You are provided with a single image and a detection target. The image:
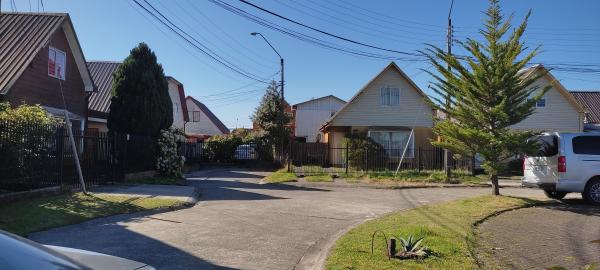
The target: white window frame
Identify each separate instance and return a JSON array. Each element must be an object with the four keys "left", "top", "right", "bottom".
[
  {"left": 368, "top": 130, "right": 414, "bottom": 158},
  {"left": 48, "top": 46, "right": 66, "bottom": 80},
  {"left": 379, "top": 86, "right": 400, "bottom": 106},
  {"left": 528, "top": 89, "right": 546, "bottom": 108}
]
